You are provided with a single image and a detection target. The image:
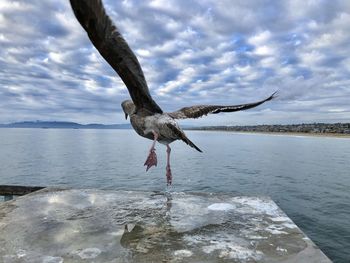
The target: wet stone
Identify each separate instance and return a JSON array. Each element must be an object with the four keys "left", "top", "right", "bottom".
[{"left": 0, "top": 189, "right": 331, "bottom": 263}]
